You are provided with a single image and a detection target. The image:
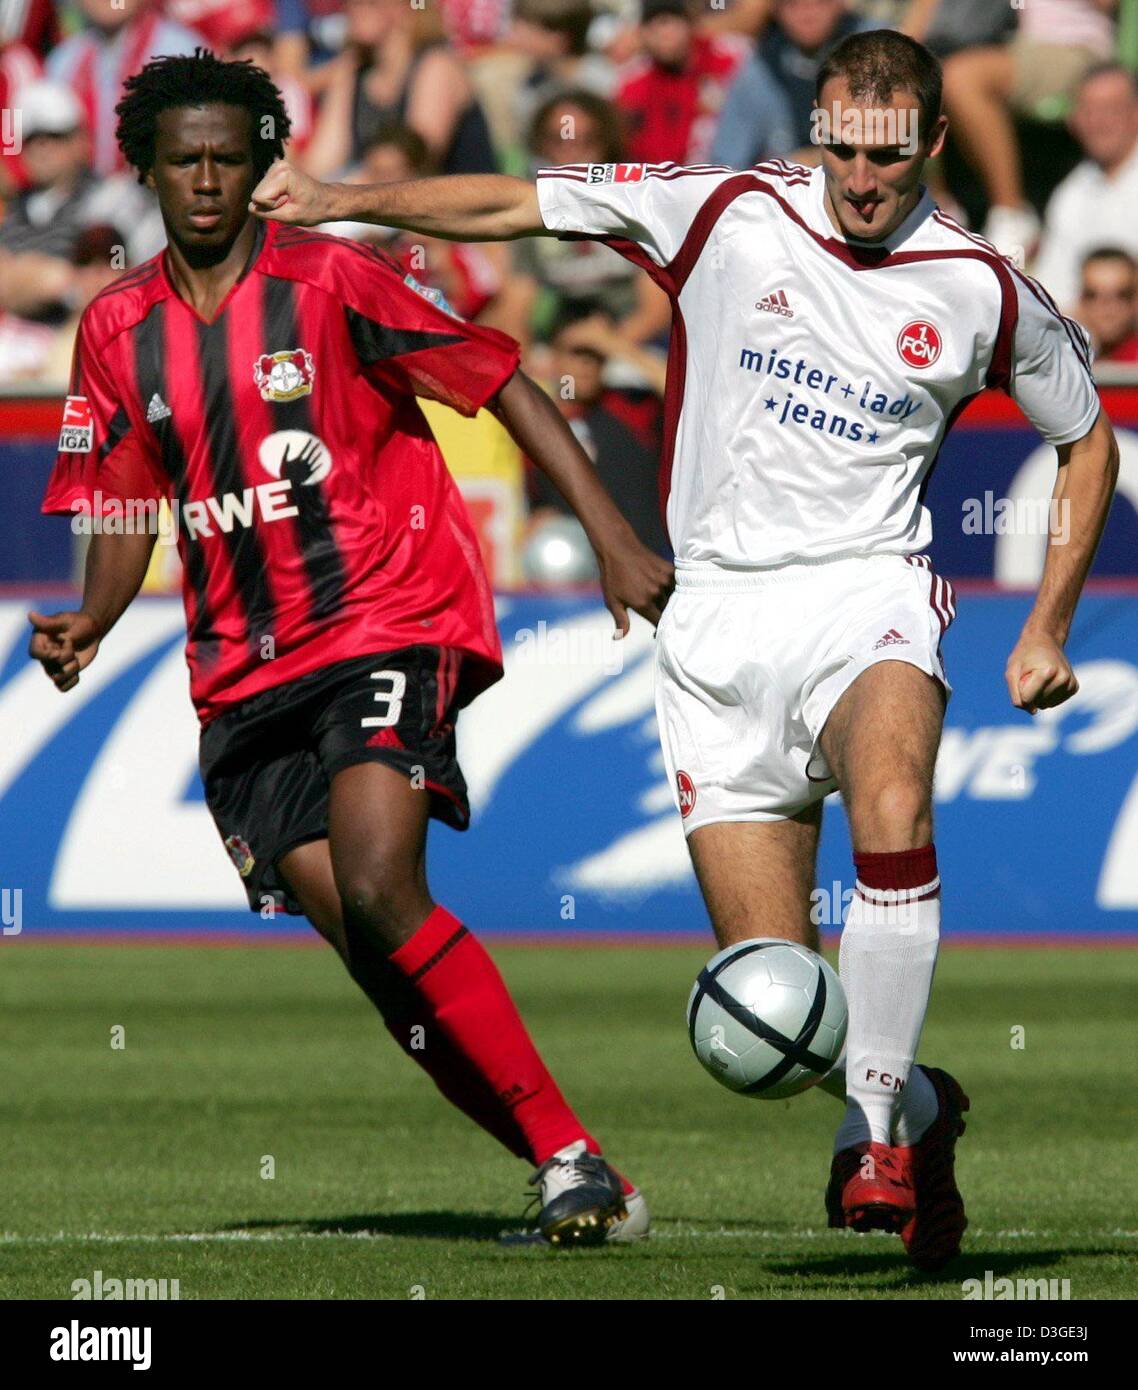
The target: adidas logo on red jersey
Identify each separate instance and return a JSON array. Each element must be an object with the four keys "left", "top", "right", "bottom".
[
  {"left": 756, "top": 289, "right": 794, "bottom": 318},
  {"left": 873, "top": 628, "right": 910, "bottom": 650},
  {"left": 146, "top": 393, "right": 172, "bottom": 424}
]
